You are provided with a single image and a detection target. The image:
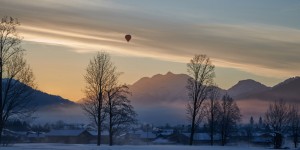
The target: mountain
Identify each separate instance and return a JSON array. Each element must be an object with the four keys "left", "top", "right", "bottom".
[
  {"left": 129, "top": 72, "right": 190, "bottom": 125},
  {"left": 232, "top": 77, "right": 300, "bottom": 122},
  {"left": 7, "top": 74, "right": 300, "bottom": 125},
  {"left": 248, "top": 77, "right": 300, "bottom": 102},
  {"left": 227, "top": 79, "right": 270, "bottom": 99},
  {"left": 129, "top": 72, "right": 226, "bottom": 125},
  {"left": 2, "top": 79, "right": 75, "bottom": 107},
  {"left": 2, "top": 79, "right": 85, "bottom": 123},
  {"left": 130, "top": 72, "right": 190, "bottom": 105},
  {"left": 129, "top": 73, "right": 300, "bottom": 125},
  {"left": 31, "top": 90, "right": 75, "bottom": 107},
  {"left": 30, "top": 89, "right": 87, "bottom": 124},
  {"left": 30, "top": 90, "right": 86, "bottom": 124},
  {"left": 271, "top": 77, "right": 300, "bottom": 100}
]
